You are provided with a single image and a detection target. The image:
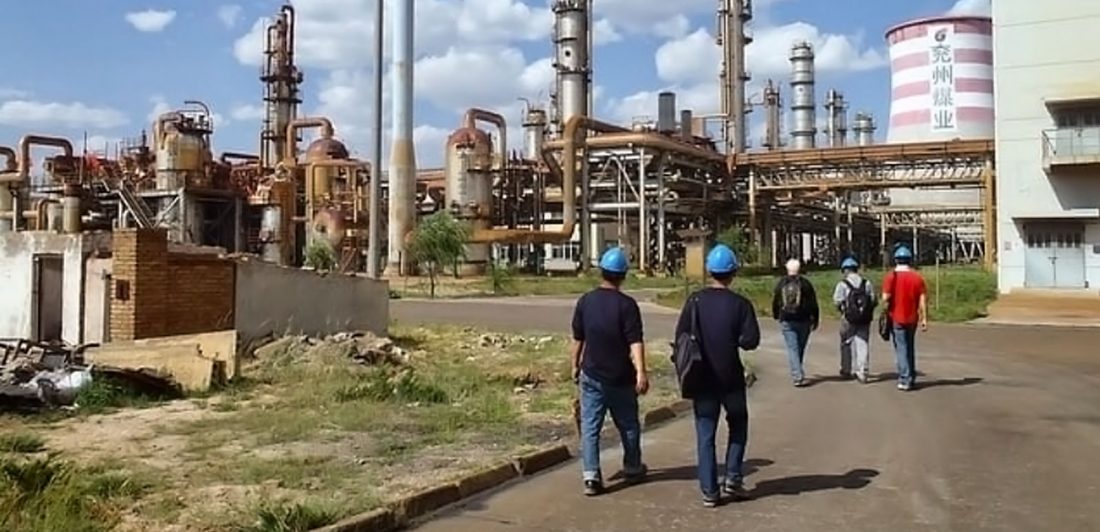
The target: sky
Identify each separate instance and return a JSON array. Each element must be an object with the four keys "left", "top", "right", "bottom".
[{"left": 0, "top": 0, "right": 991, "bottom": 169}]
